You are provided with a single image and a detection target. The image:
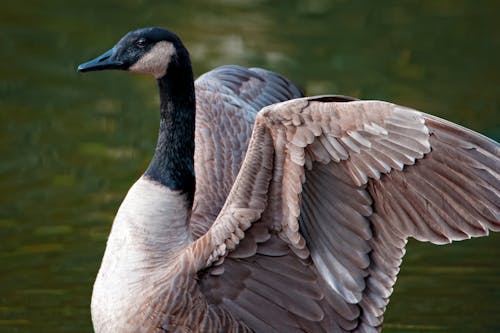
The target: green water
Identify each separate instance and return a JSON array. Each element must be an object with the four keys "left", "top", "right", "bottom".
[{"left": 1, "top": 1, "right": 499, "bottom": 332}]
